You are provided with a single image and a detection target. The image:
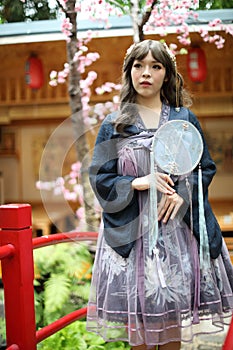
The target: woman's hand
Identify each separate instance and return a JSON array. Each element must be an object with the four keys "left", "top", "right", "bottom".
[
  {"left": 158, "top": 192, "right": 184, "bottom": 223},
  {"left": 132, "top": 172, "right": 175, "bottom": 194}
]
